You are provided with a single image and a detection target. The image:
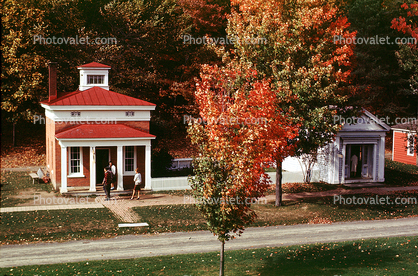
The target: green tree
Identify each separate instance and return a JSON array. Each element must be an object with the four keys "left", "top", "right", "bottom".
[
  {"left": 1, "top": 0, "right": 48, "bottom": 144},
  {"left": 346, "top": 0, "right": 418, "bottom": 119},
  {"left": 226, "top": 0, "right": 356, "bottom": 203}
]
